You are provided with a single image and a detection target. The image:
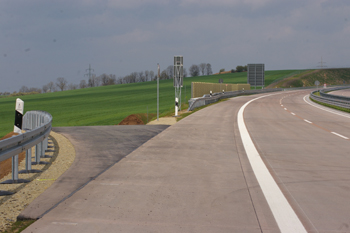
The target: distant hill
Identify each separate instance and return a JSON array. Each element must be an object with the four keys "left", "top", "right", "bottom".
[{"left": 267, "top": 68, "right": 350, "bottom": 88}]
